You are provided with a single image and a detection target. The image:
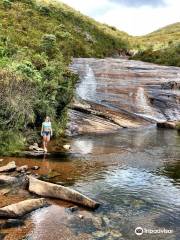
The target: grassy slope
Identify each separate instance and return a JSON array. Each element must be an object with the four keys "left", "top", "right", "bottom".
[
  {"left": 134, "top": 22, "right": 180, "bottom": 49},
  {"left": 131, "top": 22, "right": 180, "bottom": 66},
  {"left": 0, "top": 0, "right": 129, "bottom": 59}
]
